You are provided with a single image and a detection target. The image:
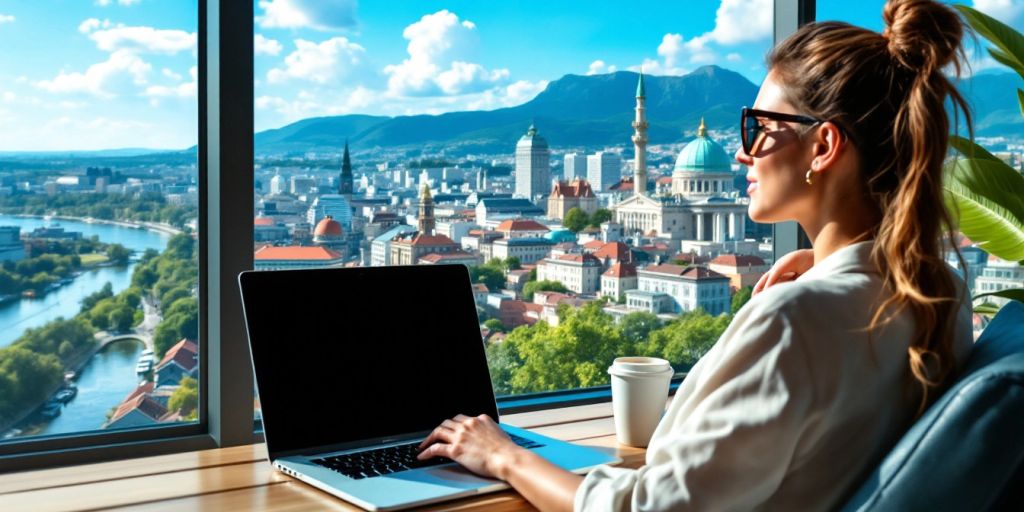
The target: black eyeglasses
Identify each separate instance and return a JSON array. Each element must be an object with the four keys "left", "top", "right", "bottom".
[{"left": 740, "top": 107, "right": 822, "bottom": 155}]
